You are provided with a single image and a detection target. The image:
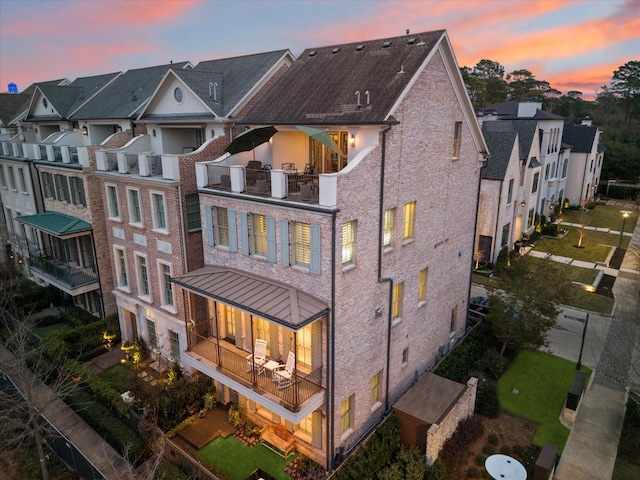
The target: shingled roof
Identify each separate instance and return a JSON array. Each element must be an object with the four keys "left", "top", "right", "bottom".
[
  {"left": 71, "top": 62, "right": 191, "bottom": 120},
  {"left": 481, "top": 101, "right": 564, "bottom": 120},
  {"left": 239, "top": 30, "right": 445, "bottom": 125},
  {"left": 483, "top": 119, "right": 538, "bottom": 163},
  {"left": 481, "top": 129, "right": 518, "bottom": 180},
  {"left": 562, "top": 121, "right": 599, "bottom": 153}
]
